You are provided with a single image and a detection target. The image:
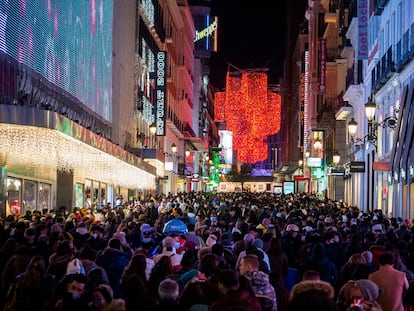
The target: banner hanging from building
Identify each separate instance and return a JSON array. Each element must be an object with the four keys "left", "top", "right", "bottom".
[
  {"left": 155, "top": 51, "right": 167, "bottom": 136},
  {"left": 318, "top": 39, "right": 326, "bottom": 94},
  {"left": 357, "top": 0, "right": 369, "bottom": 59}
]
